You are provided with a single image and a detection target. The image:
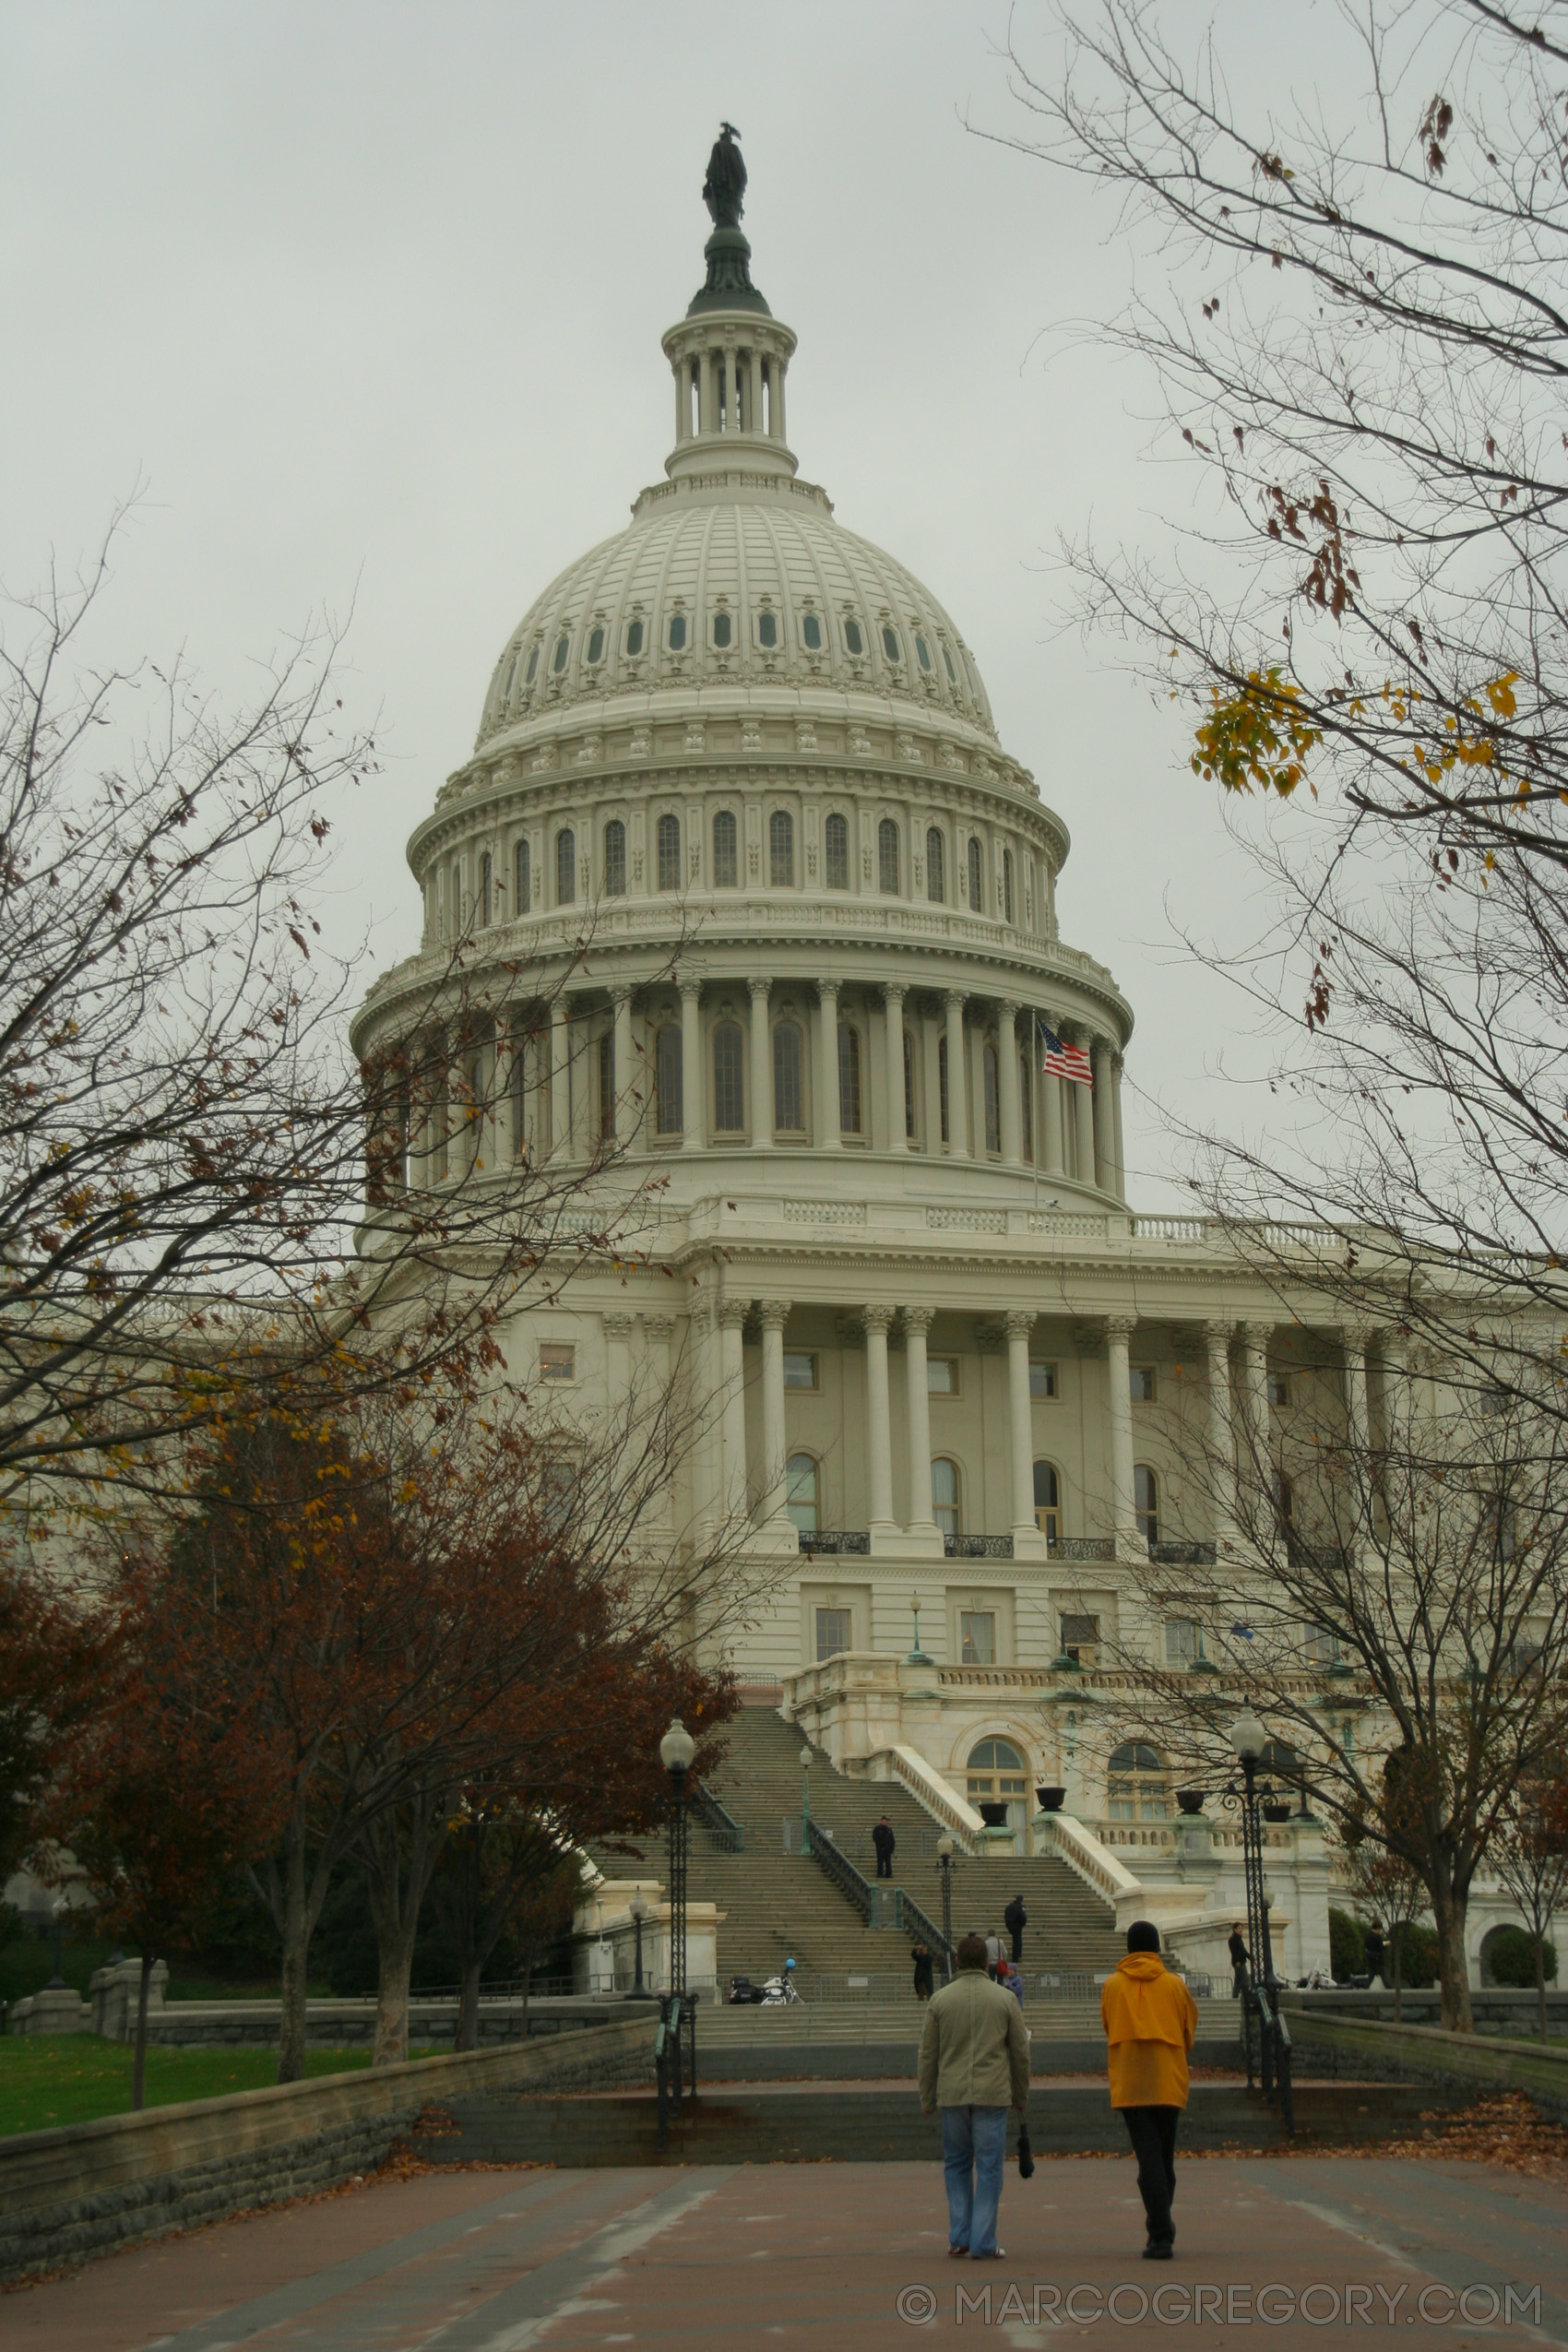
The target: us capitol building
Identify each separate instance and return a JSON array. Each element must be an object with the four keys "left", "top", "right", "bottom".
[{"left": 351, "top": 138, "right": 1528, "bottom": 1987}]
